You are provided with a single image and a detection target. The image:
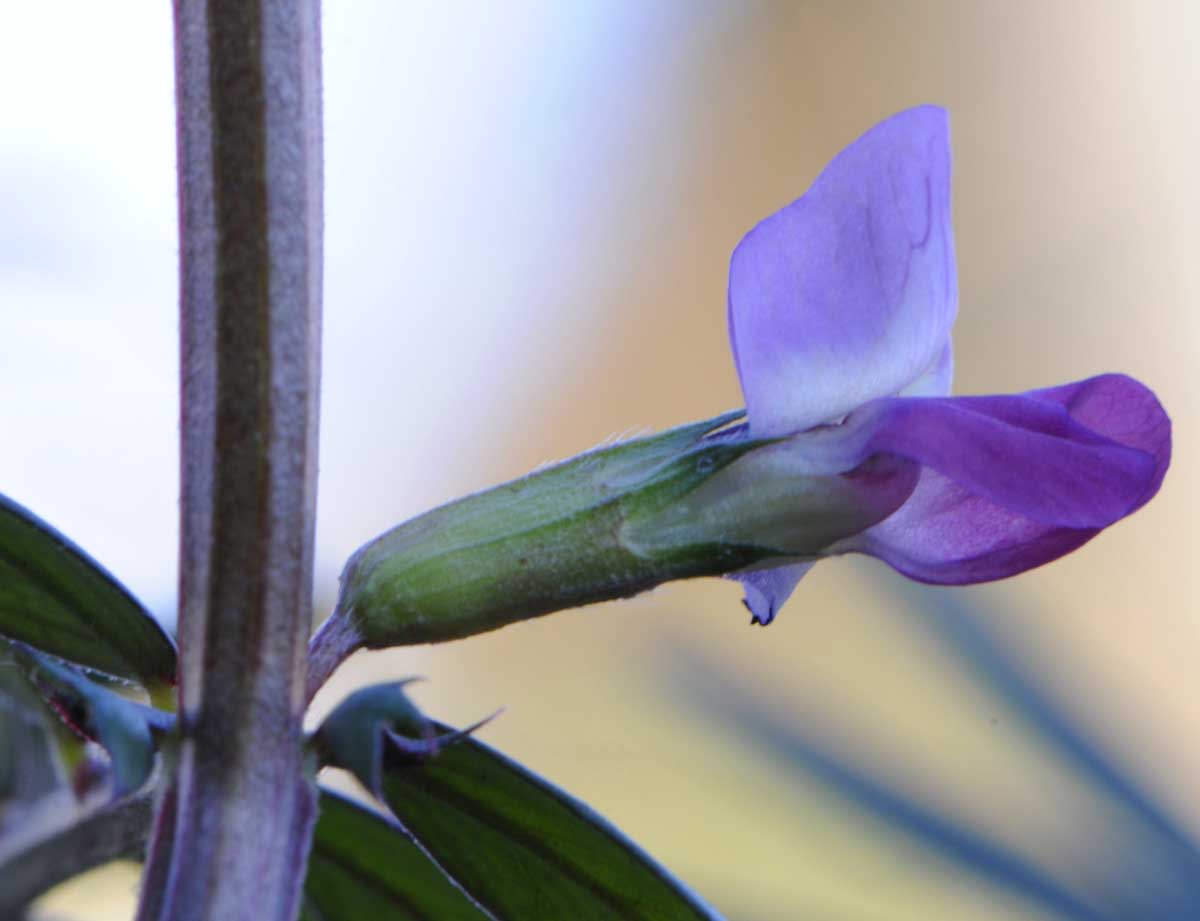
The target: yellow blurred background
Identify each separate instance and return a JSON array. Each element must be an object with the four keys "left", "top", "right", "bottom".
[{"left": 12, "top": 2, "right": 1198, "bottom": 919}]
